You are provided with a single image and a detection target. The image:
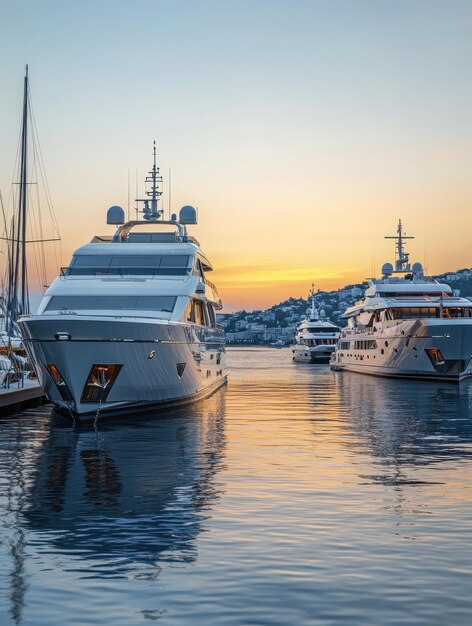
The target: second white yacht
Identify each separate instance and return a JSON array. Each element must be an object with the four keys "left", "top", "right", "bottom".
[
  {"left": 18, "top": 145, "right": 227, "bottom": 419},
  {"left": 330, "top": 220, "right": 472, "bottom": 382},
  {"left": 292, "top": 289, "right": 340, "bottom": 363}
]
